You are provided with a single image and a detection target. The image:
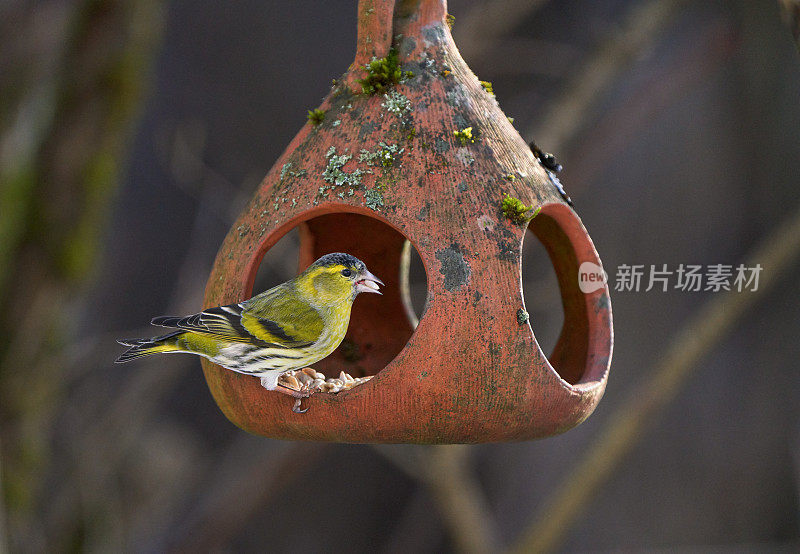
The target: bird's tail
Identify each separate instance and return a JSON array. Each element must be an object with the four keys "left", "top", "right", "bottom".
[{"left": 115, "top": 330, "right": 184, "bottom": 363}]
